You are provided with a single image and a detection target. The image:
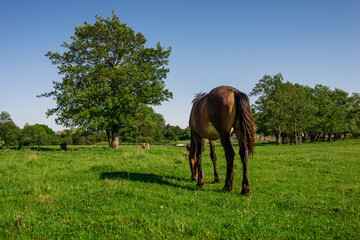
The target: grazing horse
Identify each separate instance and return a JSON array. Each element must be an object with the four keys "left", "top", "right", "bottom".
[{"left": 187, "top": 86, "right": 255, "bottom": 195}]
